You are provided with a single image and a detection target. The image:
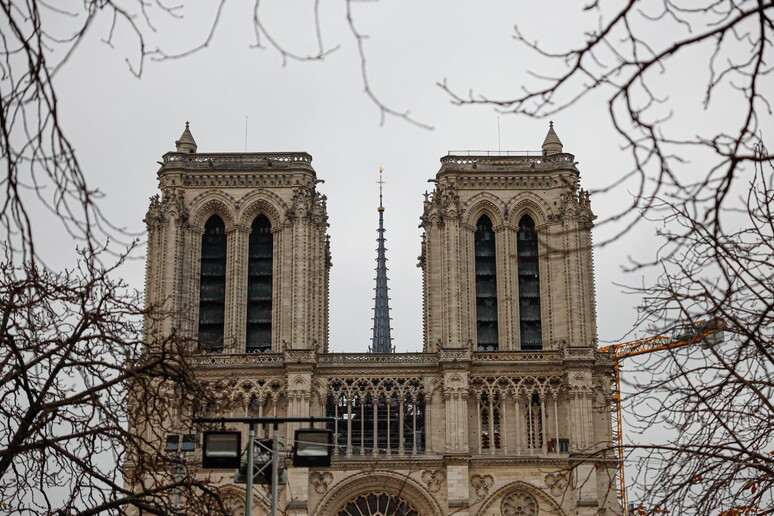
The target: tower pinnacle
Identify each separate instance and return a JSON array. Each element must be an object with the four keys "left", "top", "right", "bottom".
[
  {"left": 541, "top": 121, "right": 563, "bottom": 156},
  {"left": 175, "top": 121, "right": 198, "bottom": 154},
  {"left": 370, "top": 166, "right": 394, "bottom": 353}
]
